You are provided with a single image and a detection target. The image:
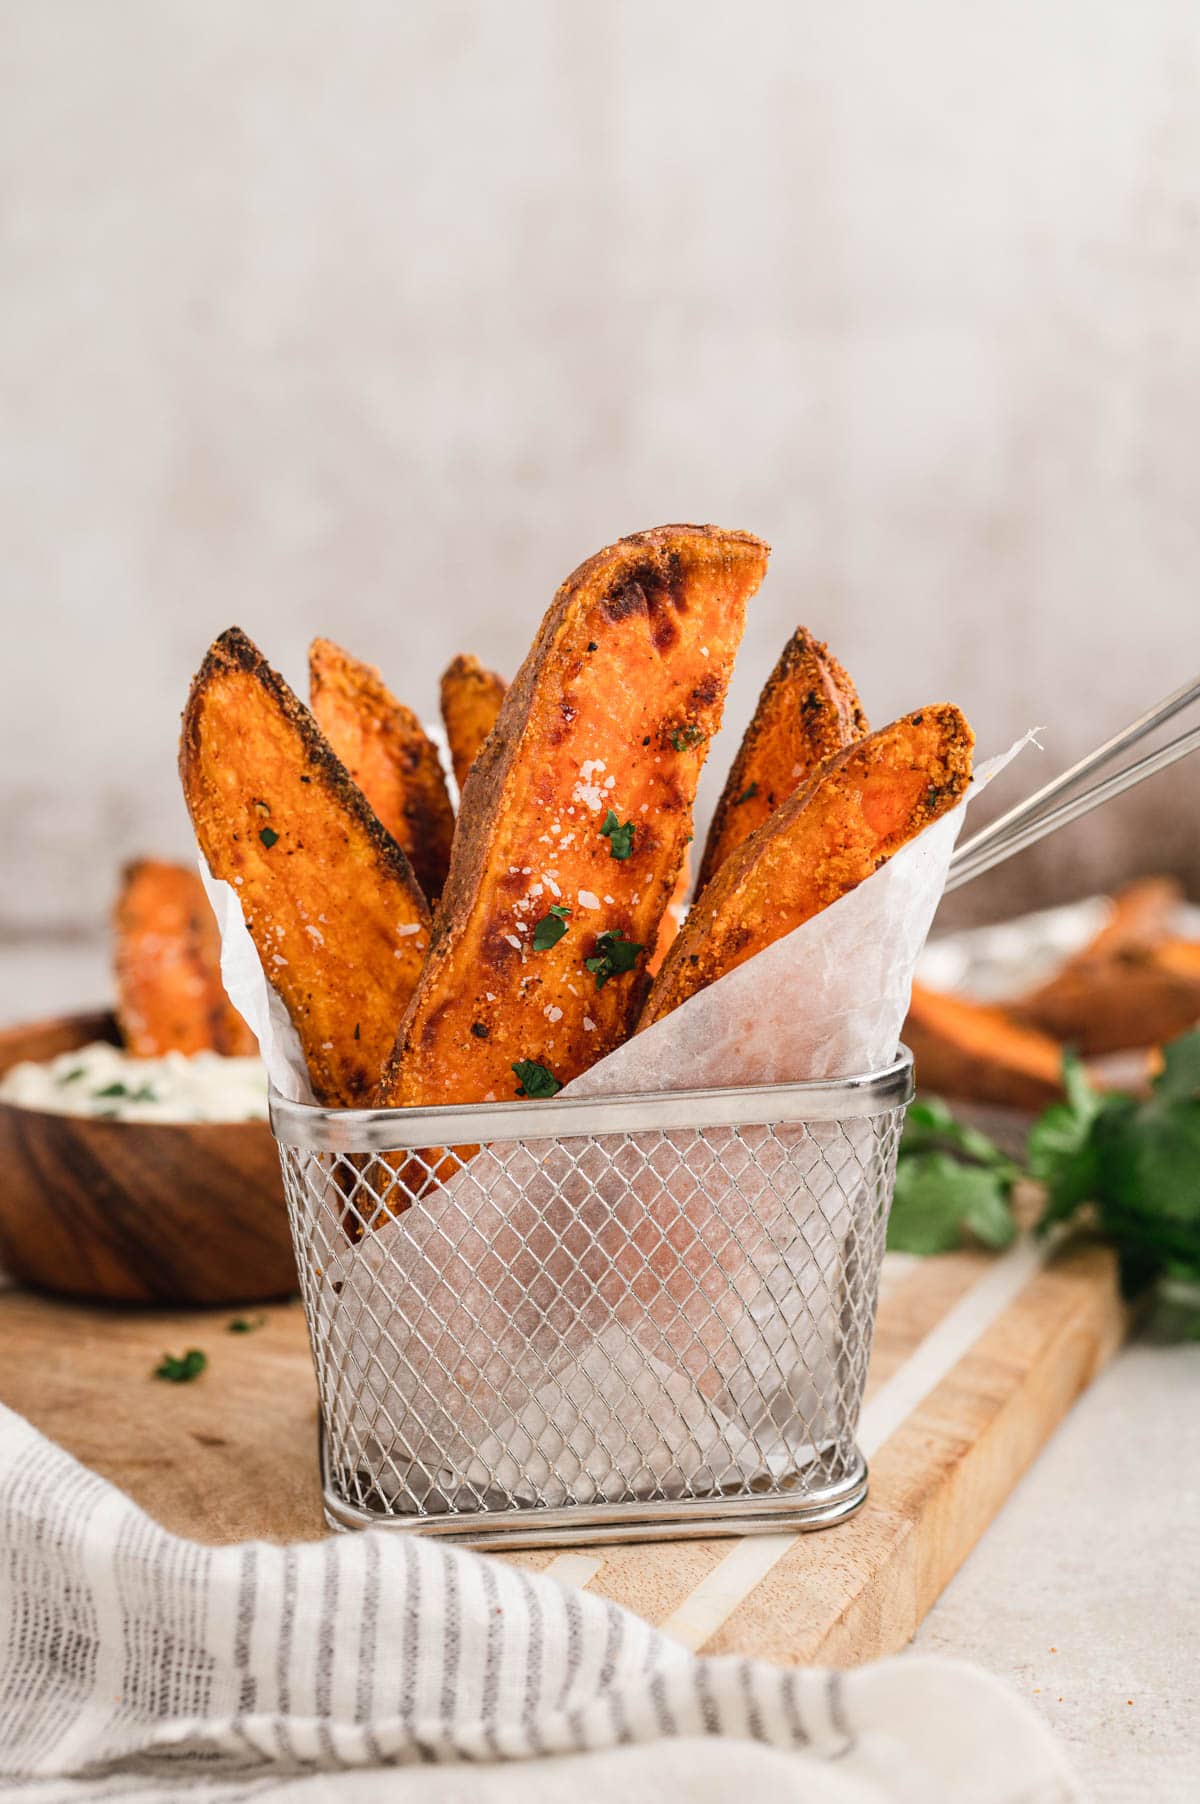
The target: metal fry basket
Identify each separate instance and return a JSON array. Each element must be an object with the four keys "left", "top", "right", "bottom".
[{"left": 270, "top": 1052, "right": 912, "bottom": 1549}]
